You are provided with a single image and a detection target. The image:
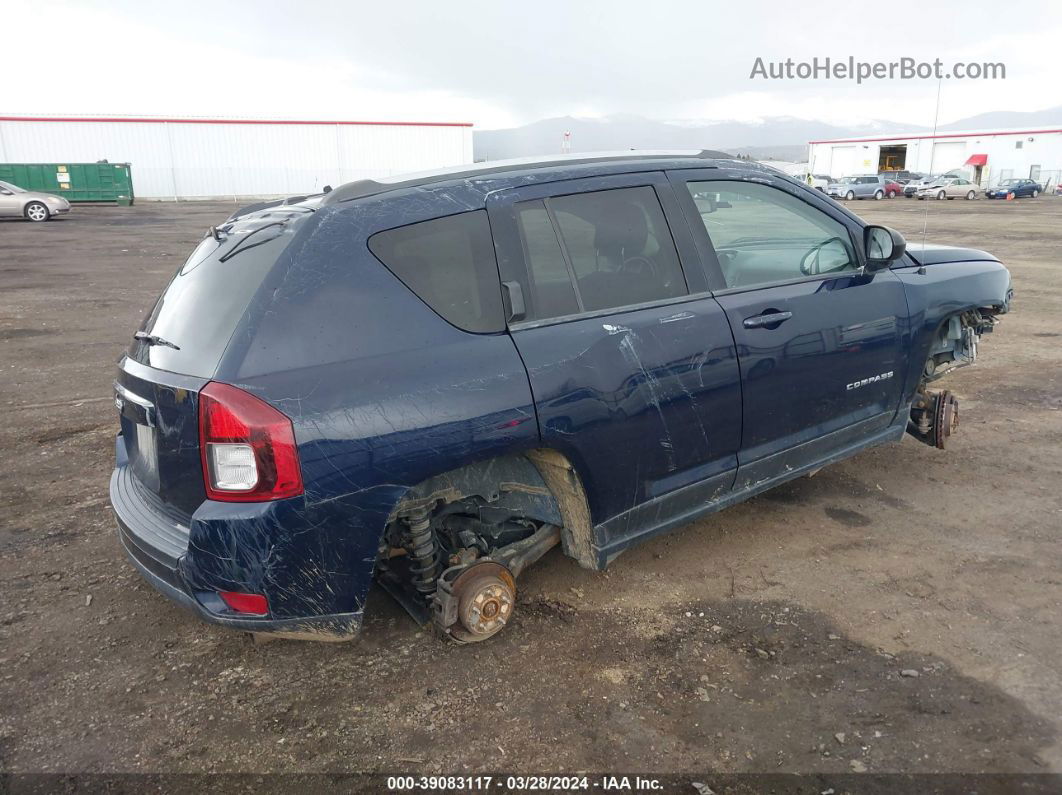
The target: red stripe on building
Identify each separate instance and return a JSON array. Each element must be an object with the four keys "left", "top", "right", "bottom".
[{"left": 809, "top": 128, "right": 1062, "bottom": 145}]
